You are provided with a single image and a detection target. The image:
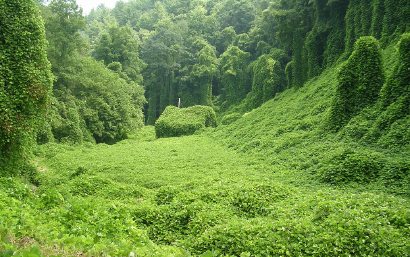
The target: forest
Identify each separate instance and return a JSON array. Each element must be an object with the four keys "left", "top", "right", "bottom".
[{"left": 0, "top": 0, "right": 409, "bottom": 256}]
